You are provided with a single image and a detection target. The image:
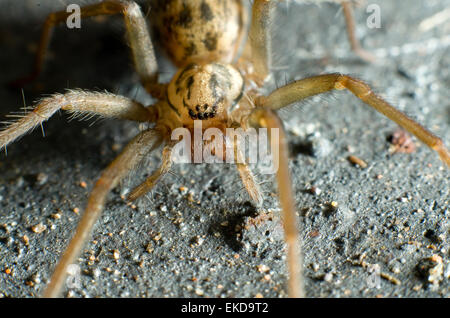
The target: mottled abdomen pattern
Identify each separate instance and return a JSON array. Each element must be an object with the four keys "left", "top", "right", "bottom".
[{"left": 150, "top": 0, "right": 247, "bottom": 67}]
